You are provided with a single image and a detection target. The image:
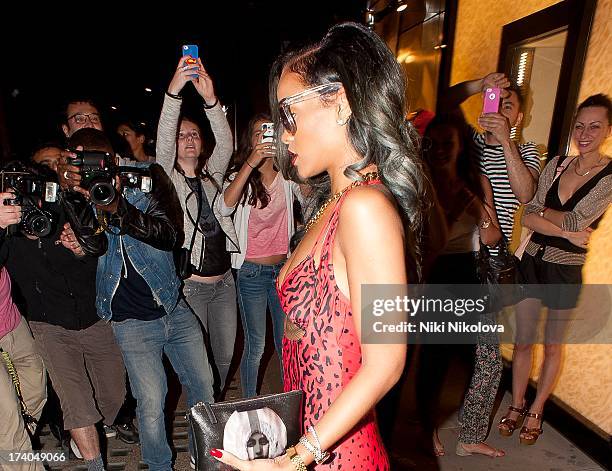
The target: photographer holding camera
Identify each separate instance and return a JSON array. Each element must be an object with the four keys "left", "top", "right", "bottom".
[
  {"left": 59, "top": 128, "right": 215, "bottom": 471},
  {"left": 0, "top": 155, "right": 125, "bottom": 471}
]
